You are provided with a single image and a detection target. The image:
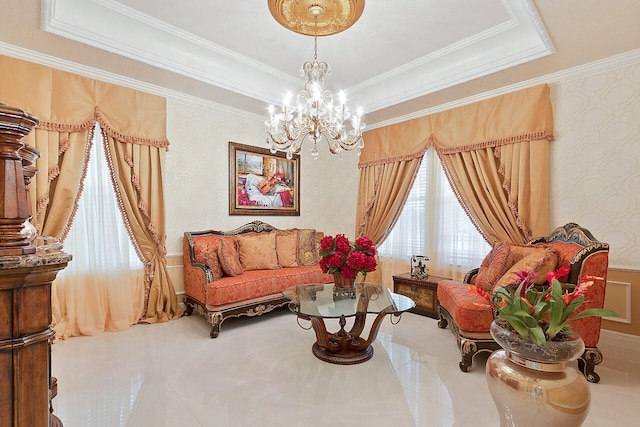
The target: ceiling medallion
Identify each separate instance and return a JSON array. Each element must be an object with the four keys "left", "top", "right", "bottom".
[{"left": 268, "top": 0, "right": 365, "bottom": 36}]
